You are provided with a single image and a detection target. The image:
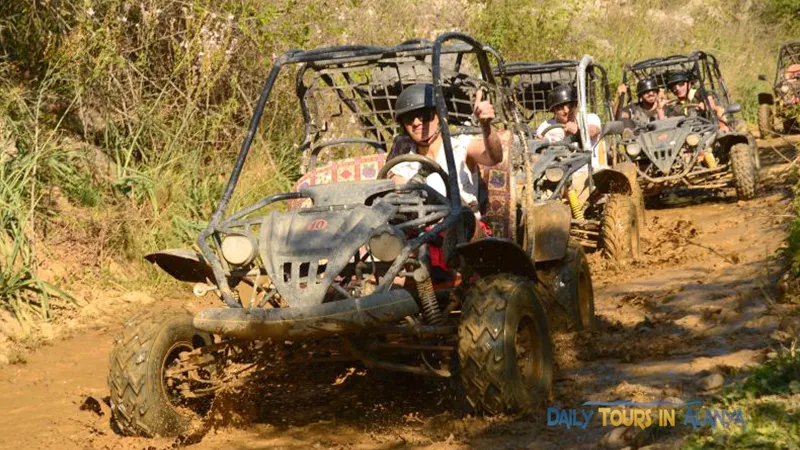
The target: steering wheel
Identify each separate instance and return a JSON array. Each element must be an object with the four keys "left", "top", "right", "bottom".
[
  {"left": 377, "top": 154, "right": 452, "bottom": 199},
  {"left": 538, "top": 123, "right": 564, "bottom": 138}
]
